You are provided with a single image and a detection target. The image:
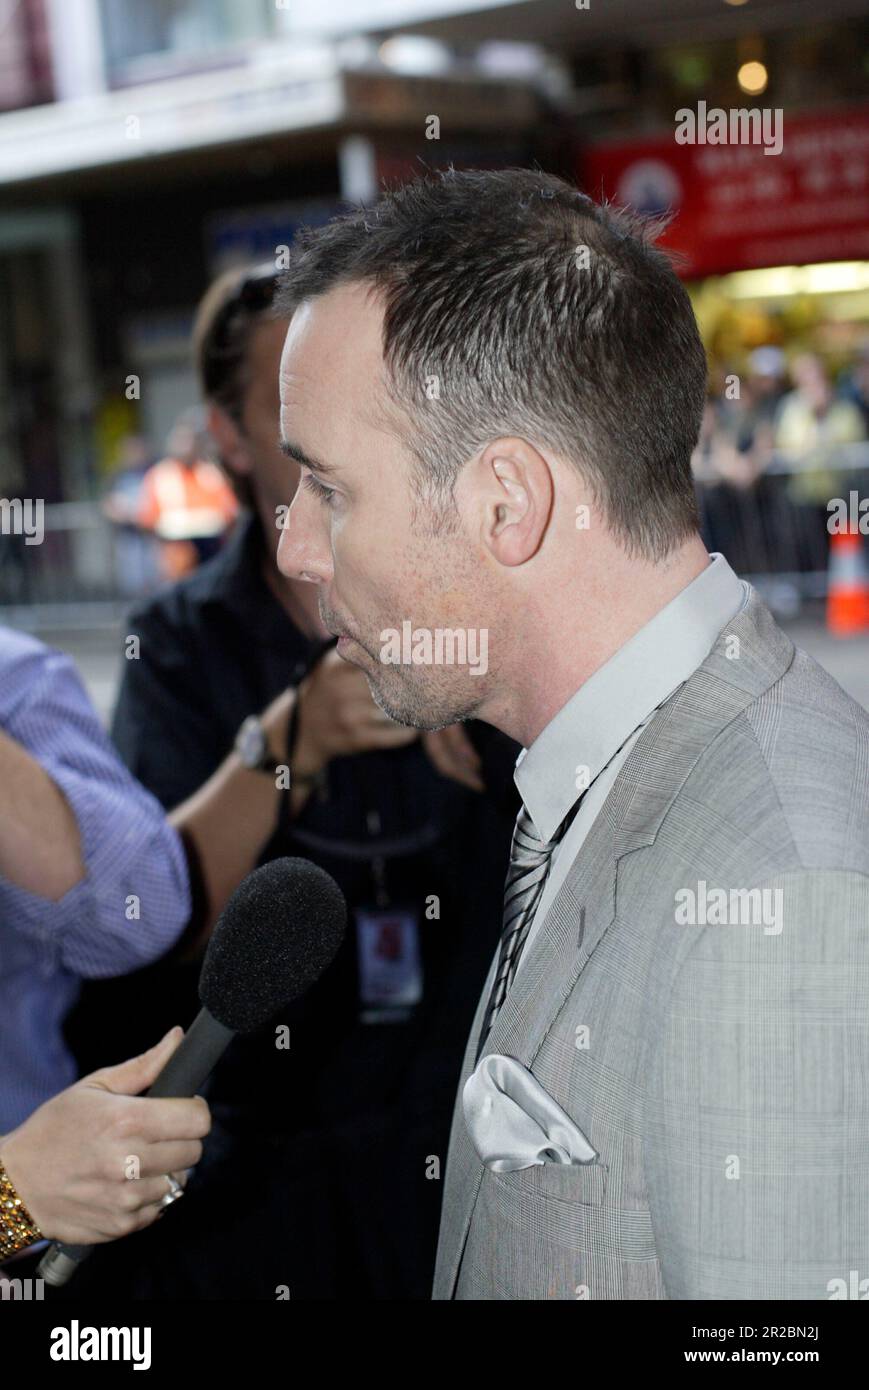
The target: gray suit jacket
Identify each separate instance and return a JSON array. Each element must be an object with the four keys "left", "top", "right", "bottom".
[{"left": 433, "top": 589, "right": 869, "bottom": 1300}]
